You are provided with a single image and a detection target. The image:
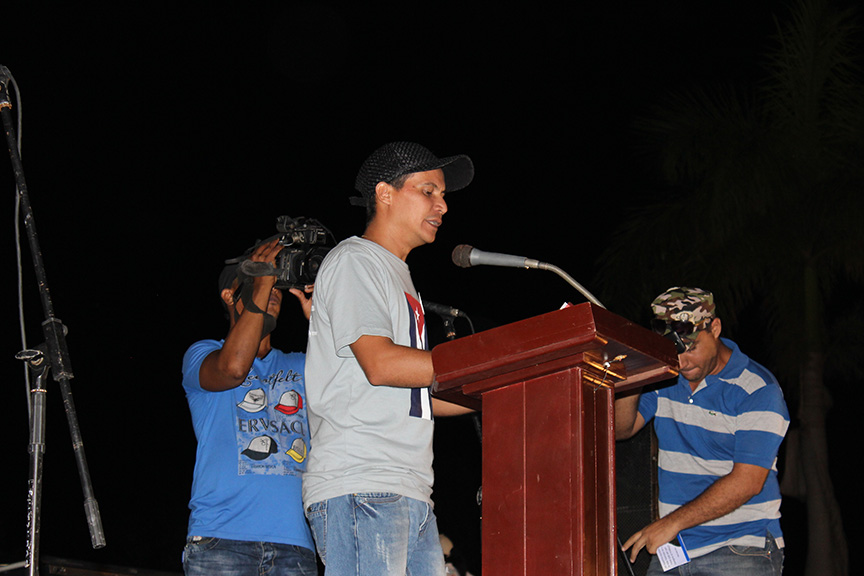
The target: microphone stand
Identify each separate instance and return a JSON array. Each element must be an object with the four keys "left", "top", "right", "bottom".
[
  {"left": 1, "top": 67, "right": 106, "bottom": 576},
  {"left": 16, "top": 347, "right": 50, "bottom": 575},
  {"left": 535, "top": 262, "right": 605, "bottom": 308},
  {"left": 451, "top": 245, "right": 605, "bottom": 308}
]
